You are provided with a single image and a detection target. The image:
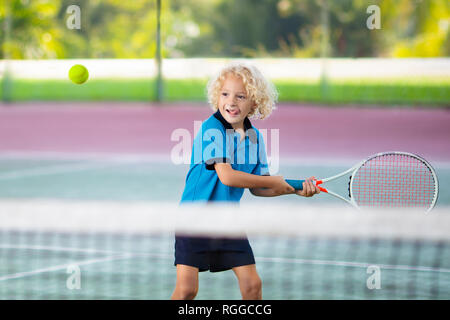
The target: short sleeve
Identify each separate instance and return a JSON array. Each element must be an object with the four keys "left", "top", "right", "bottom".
[
  {"left": 252, "top": 131, "right": 270, "bottom": 176},
  {"left": 202, "top": 127, "right": 232, "bottom": 171}
]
